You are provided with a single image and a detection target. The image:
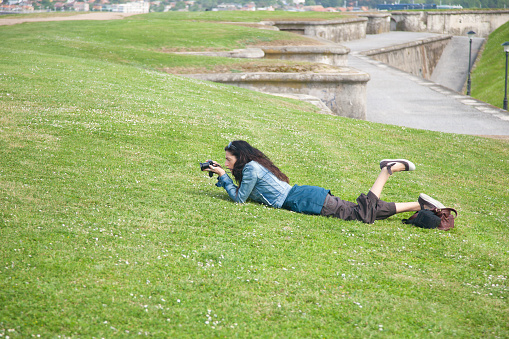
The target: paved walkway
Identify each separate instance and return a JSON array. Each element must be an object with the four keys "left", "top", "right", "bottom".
[
  {"left": 341, "top": 32, "right": 509, "bottom": 136},
  {"left": 431, "top": 36, "right": 485, "bottom": 92}
]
